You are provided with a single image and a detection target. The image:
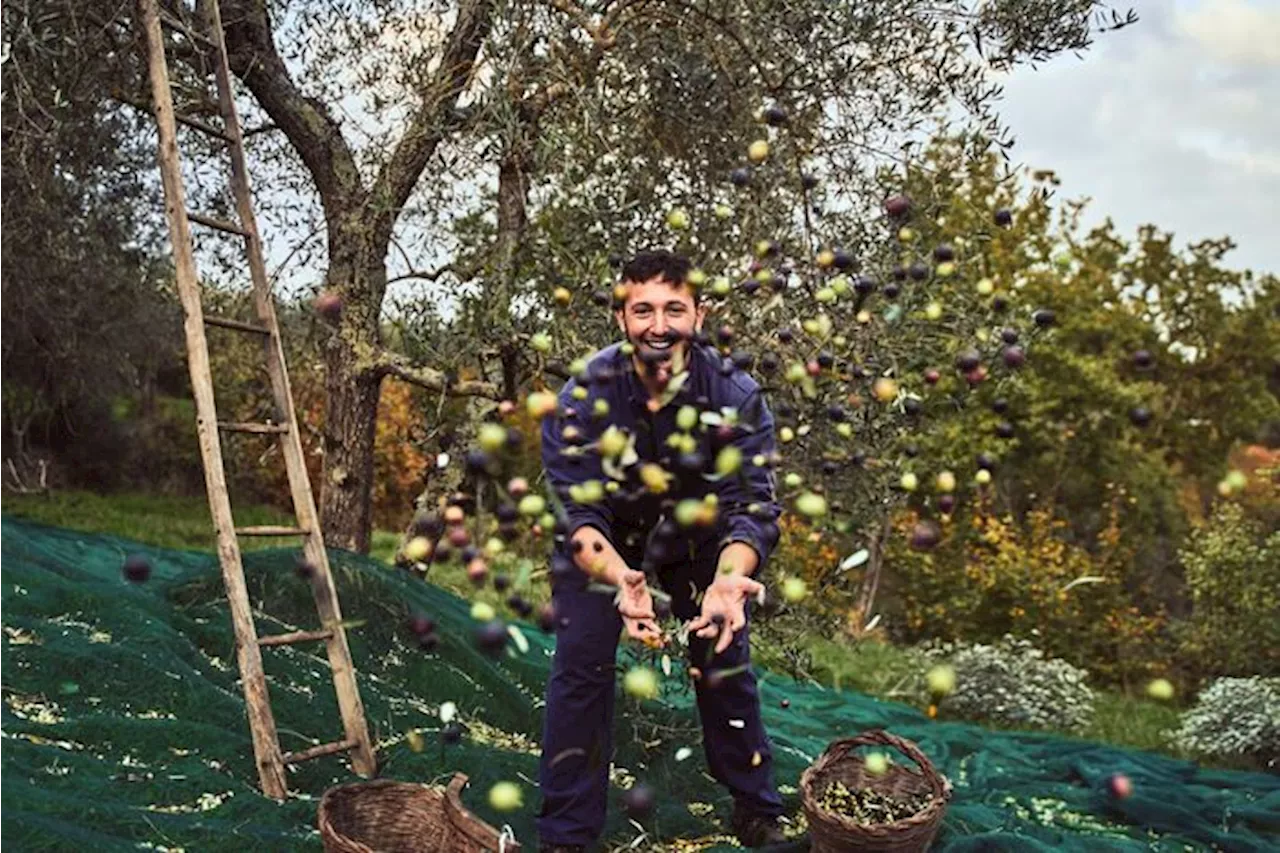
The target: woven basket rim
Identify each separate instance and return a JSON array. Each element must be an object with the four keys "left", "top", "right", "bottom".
[
  {"left": 317, "top": 773, "right": 521, "bottom": 853},
  {"left": 318, "top": 777, "right": 446, "bottom": 849},
  {"left": 799, "top": 730, "right": 951, "bottom": 835}
]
